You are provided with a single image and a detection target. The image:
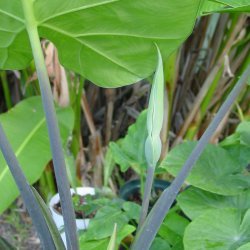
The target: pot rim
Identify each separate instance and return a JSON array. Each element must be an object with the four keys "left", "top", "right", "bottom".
[{"left": 49, "top": 187, "right": 95, "bottom": 218}]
